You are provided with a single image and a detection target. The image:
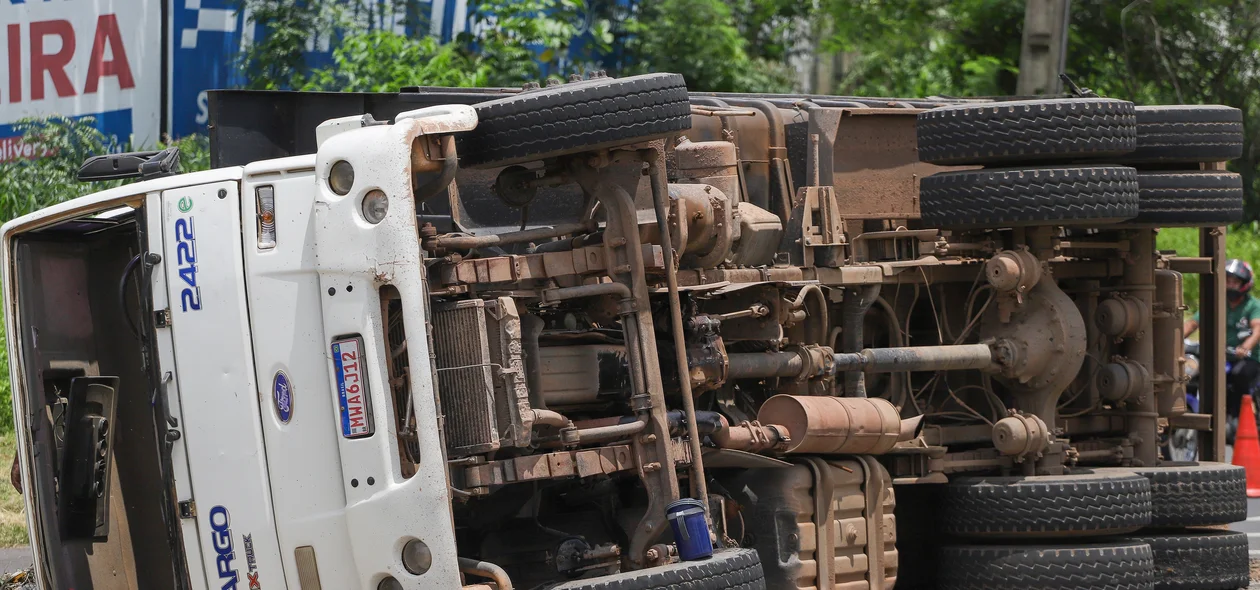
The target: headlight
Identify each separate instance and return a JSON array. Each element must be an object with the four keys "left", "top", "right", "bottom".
[
  {"left": 362, "top": 190, "right": 389, "bottom": 224},
  {"left": 329, "top": 160, "right": 355, "bottom": 195}
]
